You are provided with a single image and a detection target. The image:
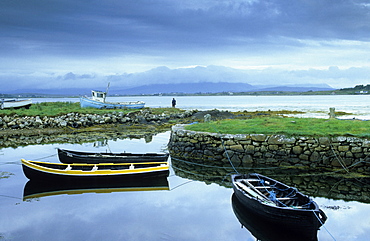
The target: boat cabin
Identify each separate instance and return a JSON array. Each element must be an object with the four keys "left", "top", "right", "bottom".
[{"left": 91, "top": 90, "right": 106, "bottom": 102}]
